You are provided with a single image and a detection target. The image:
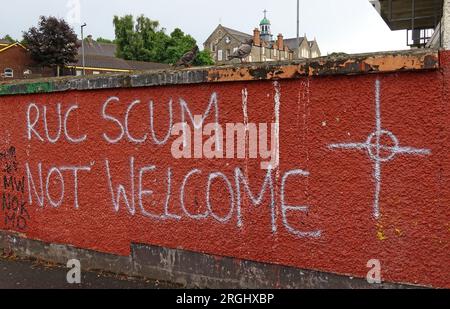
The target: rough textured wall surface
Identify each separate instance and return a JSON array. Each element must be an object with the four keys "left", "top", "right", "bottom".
[{"left": 0, "top": 51, "right": 448, "bottom": 288}]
